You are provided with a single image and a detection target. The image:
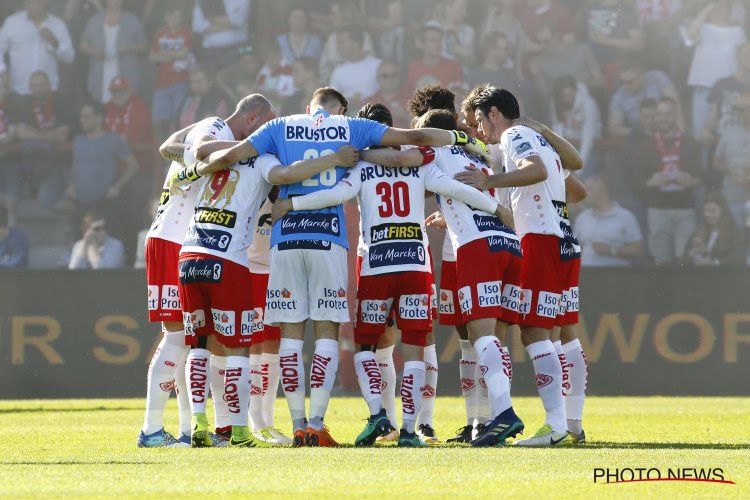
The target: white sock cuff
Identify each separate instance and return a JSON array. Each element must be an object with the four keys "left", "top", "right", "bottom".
[
  {"left": 210, "top": 355, "right": 226, "bottom": 368},
  {"left": 190, "top": 348, "right": 211, "bottom": 359},
  {"left": 280, "top": 338, "right": 304, "bottom": 351},
  {"left": 163, "top": 330, "right": 185, "bottom": 344},
  {"left": 424, "top": 344, "right": 437, "bottom": 357},
  {"left": 354, "top": 350, "right": 376, "bottom": 363},
  {"left": 248, "top": 354, "right": 262, "bottom": 365},
  {"left": 552, "top": 340, "right": 563, "bottom": 355},
  {"left": 375, "top": 344, "right": 395, "bottom": 361},
  {"left": 562, "top": 338, "right": 582, "bottom": 354},
  {"left": 226, "top": 356, "right": 250, "bottom": 369},
  {"left": 315, "top": 338, "right": 339, "bottom": 353},
  {"left": 404, "top": 360, "right": 425, "bottom": 371},
  {"left": 525, "top": 340, "right": 554, "bottom": 359},
  {"left": 473, "top": 335, "right": 495, "bottom": 355}
]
